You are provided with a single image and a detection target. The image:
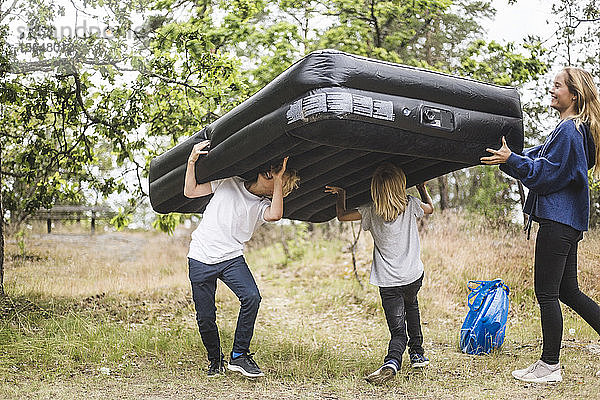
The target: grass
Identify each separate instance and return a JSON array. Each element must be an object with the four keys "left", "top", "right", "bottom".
[{"left": 1, "top": 213, "right": 599, "bottom": 399}]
